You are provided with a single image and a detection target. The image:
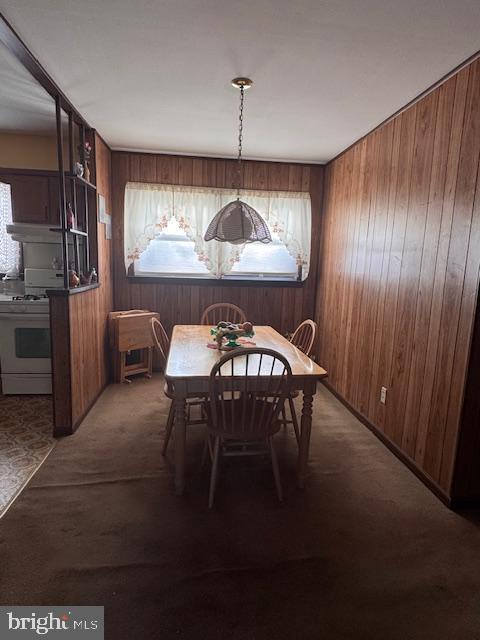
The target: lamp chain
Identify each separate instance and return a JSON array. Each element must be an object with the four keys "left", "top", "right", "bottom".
[{"left": 236, "top": 85, "right": 244, "bottom": 197}]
